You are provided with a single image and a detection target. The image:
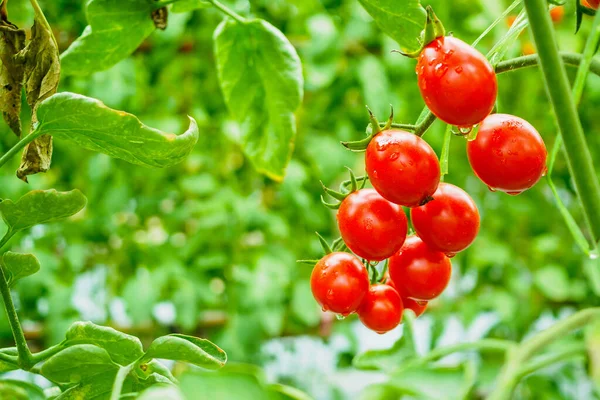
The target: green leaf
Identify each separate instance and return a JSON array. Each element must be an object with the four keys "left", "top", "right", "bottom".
[
  {"left": 172, "top": 0, "right": 211, "bottom": 13},
  {"left": 2, "top": 252, "right": 41, "bottom": 287},
  {"left": 387, "top": 364, "right": 477, "bottom": 400},
  {"left": 145, "top": 334, "right": 227, "bottom": 369},
  {"left": 214, "top": 18, "right": 303, "bottom": 181},
  {"left": 32, "top": 92, "right": 198, "bottom": 167},
  {"left": 0, "top": 380, "right": 45, "bottom": 400},
  {"left": 16, "top": 0, "right": 61, "bottom": 181},
  {"left": 54, "top": 370, "right": 120, "bottom": 400},
  {"left": 65, "top": 321, "right": 144, "bottom": 366},
  {"left": 60, "top": 0, "right": 156, "bottom": 75},
  {"left": 179, "top": 366, "right": 268, "bottom": 399},
  {"left": 357, "top": 0, "right": 426, "bottom": 54},
  {"left": 290, "top": 280, "right": 321, "bottom": 327},
  {"left": 137, "top": 385, "right": 185, "bottom": 400},
  {"left": 0, "top": 189, "right": 87, "bottom": 233},
  {"left": 0, "top": 21, "right": 26, "bottom": 137},
  {"left": 41, "top": 344, "right": 119, "bottom": 384},
  {"left": 534, "top": 265, "right": 571, "bottom": 302}
]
